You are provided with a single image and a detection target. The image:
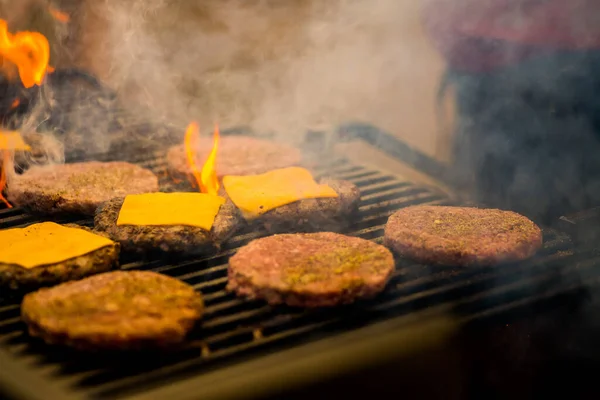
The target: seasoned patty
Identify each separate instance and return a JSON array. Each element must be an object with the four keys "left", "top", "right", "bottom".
[
  {"left": 255, "top": 178, "right": 361, "bottom": 234},
  {"left": 166, "top": 135, "right": 302, "bottom": 180},
  {"left": 383, "top": 205, "right": 543, "bottom": 266},
  {"left": 0, "top": 224, "right": 119, "bottom": 292},
  {"left": 228, "top": 232, "right": 395, "bottom": 307},
  {"left": 21, "top": 271, "right": 204, "bottom": 351},
  {"left": 94, "top": 195, "right": 243, "bottom": 254},
  {"left": 7, "top": 161, "right": 159, "bottom": 215}
]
